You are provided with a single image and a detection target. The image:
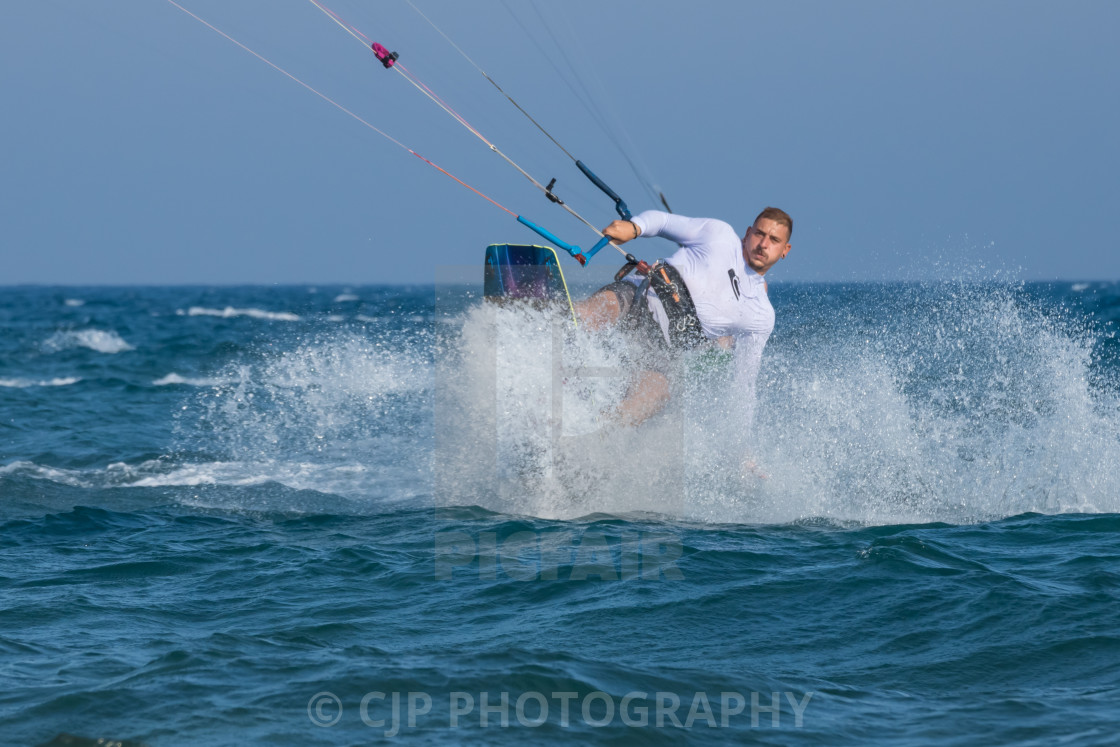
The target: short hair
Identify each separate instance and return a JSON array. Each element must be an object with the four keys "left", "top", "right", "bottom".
[{"left": 754, "top": 207, "right": 792, "bottom": 240}]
